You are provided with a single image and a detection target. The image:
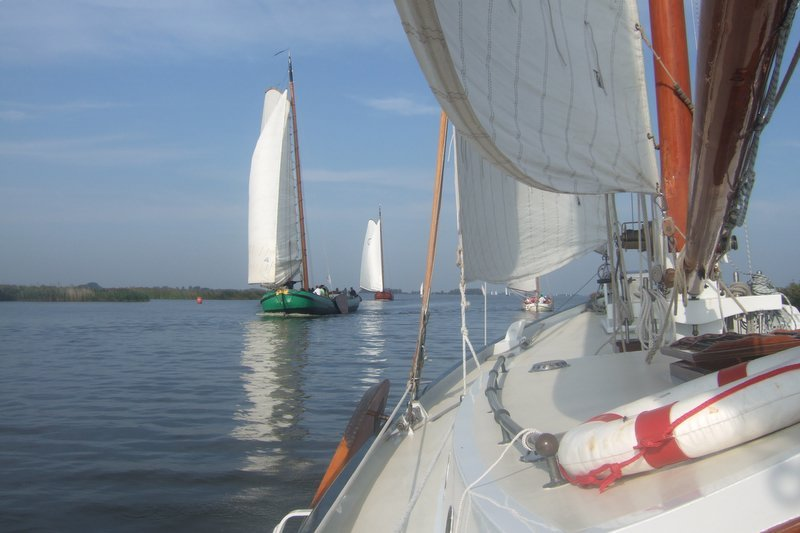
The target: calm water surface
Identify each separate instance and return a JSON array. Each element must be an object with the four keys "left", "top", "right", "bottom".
[{"left": 0, "top": 294, "right": 554, "bottom": 531}]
